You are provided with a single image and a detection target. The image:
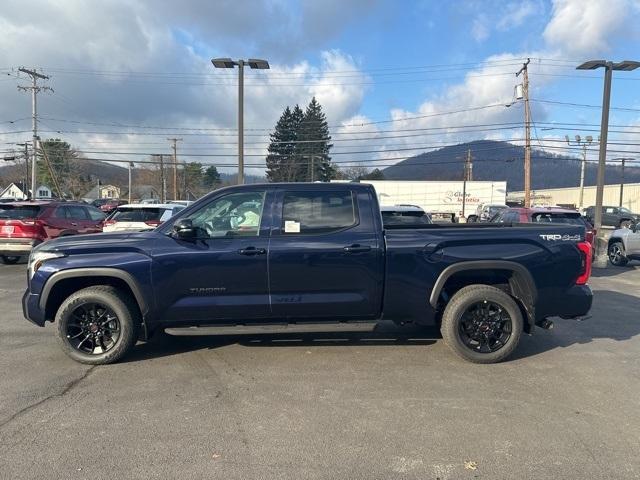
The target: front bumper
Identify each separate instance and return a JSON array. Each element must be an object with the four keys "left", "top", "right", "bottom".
[
  {"left": 0, "top": 238, "right": 41, "bottom": 256},
  {"left": 22, "top": 289, "right": 46, "bottom": 326}
]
